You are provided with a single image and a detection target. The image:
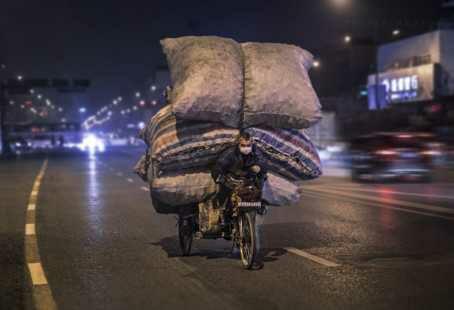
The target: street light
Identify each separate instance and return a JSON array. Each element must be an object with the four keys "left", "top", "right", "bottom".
[
  {"left": 392, "top": 29, "right": 401, "bottom": 36},
  {"left": 150, "top": 85, "right": 157, "bottom": 92},
  {"left": 37, "top": 94, "right": 42, "bottom": 100},
  {"left": 344, "top": 35, "right": 352, "bottom": 44},
  {"left": 17, "top": 75, "right": 23, "bottom": 81},
  {"left": 313, "top": 60, "right": 321, "bottom": 68},
  {"left": 135, "top": 92, "right": 141, "bottom": 98},
  {"left": 113, "top": 99, "right": 118, "bottom": 105},
  {"left": 79, "top": 107, "right": 87, "bottom": 113}
]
